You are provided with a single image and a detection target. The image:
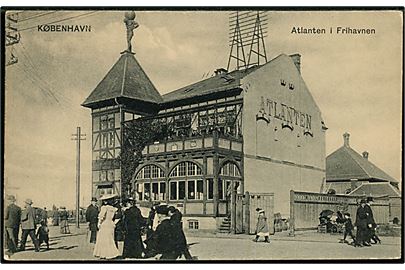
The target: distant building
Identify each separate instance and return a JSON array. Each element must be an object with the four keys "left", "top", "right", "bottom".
[
  {"left": 325, "top": 133, "right": 401, "bottom": 222},
  {"left": 82, "top": 49, "right": 327, "bottom": 231}
]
